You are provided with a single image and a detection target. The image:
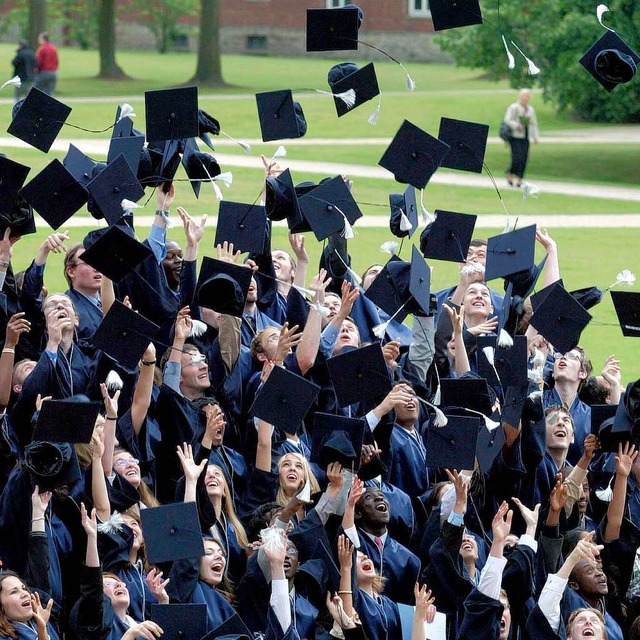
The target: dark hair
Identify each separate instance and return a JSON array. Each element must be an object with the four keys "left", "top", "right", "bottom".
[
  {"left": 246, "top": 501, "right": 282, "bottom": 542},
  {"left": 469, "top": 239, "right": 487, "bottom": 248},
  {"left": 0, "top": 571, "right": 27, "bottom": 639},
  {"left": 578, "top": 376, "right": 609, "bottom": 406}
]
